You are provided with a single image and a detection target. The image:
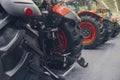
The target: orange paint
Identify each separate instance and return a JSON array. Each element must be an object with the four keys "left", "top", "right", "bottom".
[
  {"left": 80, "top": 22, "right": 96, "bottom": 44},
  {"left": 90, "top": 10, "right": 98, "bottom": 14},
  {"left": 101, "top": 14, "right": 107, "bottom": 17},
  {"left": 52, "top": 4, "right": 71, "bottom": 16},
  {"left": 110, "top": 17, "right": 117, "bottom": 22},
  {"left": 100, "top": 17, "right": 104, "bottom": 22},
  {"left": 78, "top": 10, "right": 97, "bottom": 15}
]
